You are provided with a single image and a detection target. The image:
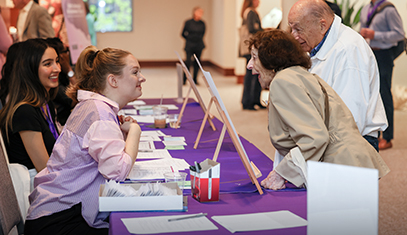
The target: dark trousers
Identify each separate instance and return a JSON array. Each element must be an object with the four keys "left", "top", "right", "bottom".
[
  {"left": 363, "top": 135, "right": 379, "bottom": 152},
  {"left": 241, "top": 54, "right": 262, "bottom": 108},
  {"left": 25, "top": 203, "right": 108, "bottom": 235},
  {"left": 184, "top": 48, "right": 203, "bottom": 84},
  {"left": 373, "top": 49, "right": 394, "bottom": 141}
]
